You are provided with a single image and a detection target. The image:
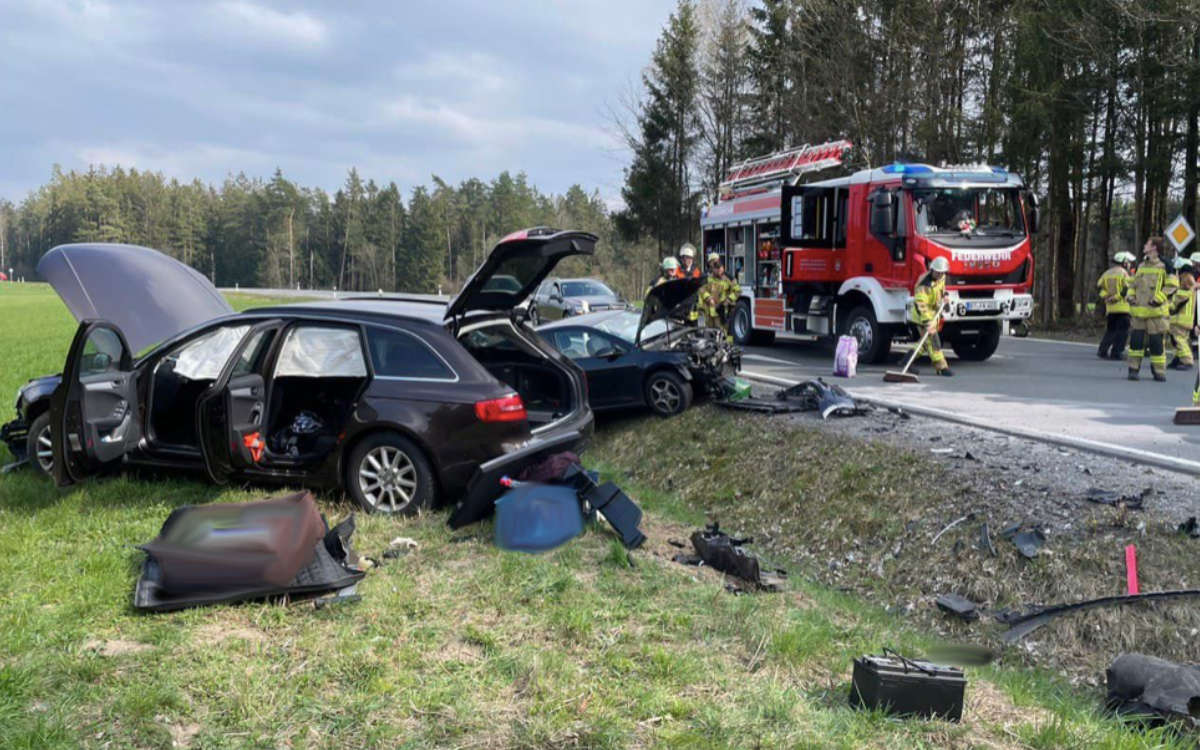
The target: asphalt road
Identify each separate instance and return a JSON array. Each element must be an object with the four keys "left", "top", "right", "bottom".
[{"left": 739, "top": 334, "right": 1200, "bottom": 466}]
